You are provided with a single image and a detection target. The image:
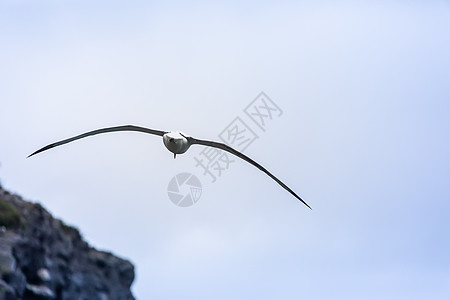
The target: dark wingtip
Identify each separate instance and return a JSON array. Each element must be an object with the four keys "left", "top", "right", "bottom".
[
  {"left": 301, "top": 201, "right": 312, "bottom": 210},
  {"left": 297, "top": 196, "right": 312, "bottom": 210},
  {"left": 27, "top": 150, "right": 41, "bottom": 158},
  {"left": 27, "top": 144, "right": 55, "bottom": 158}
]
